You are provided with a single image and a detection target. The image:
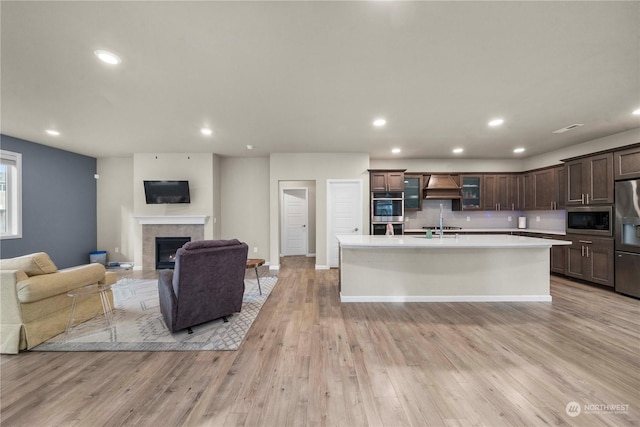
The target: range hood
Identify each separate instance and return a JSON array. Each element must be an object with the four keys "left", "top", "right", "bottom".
[{"left": 423, "top": 175, "right": 462, "bottom": 199}]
